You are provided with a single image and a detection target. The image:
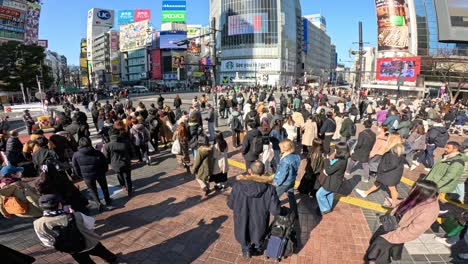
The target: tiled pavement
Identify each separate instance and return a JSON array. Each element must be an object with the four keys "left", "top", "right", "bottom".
[{"left": 1, "top": 112, "right": 467, "bottom": 263}]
